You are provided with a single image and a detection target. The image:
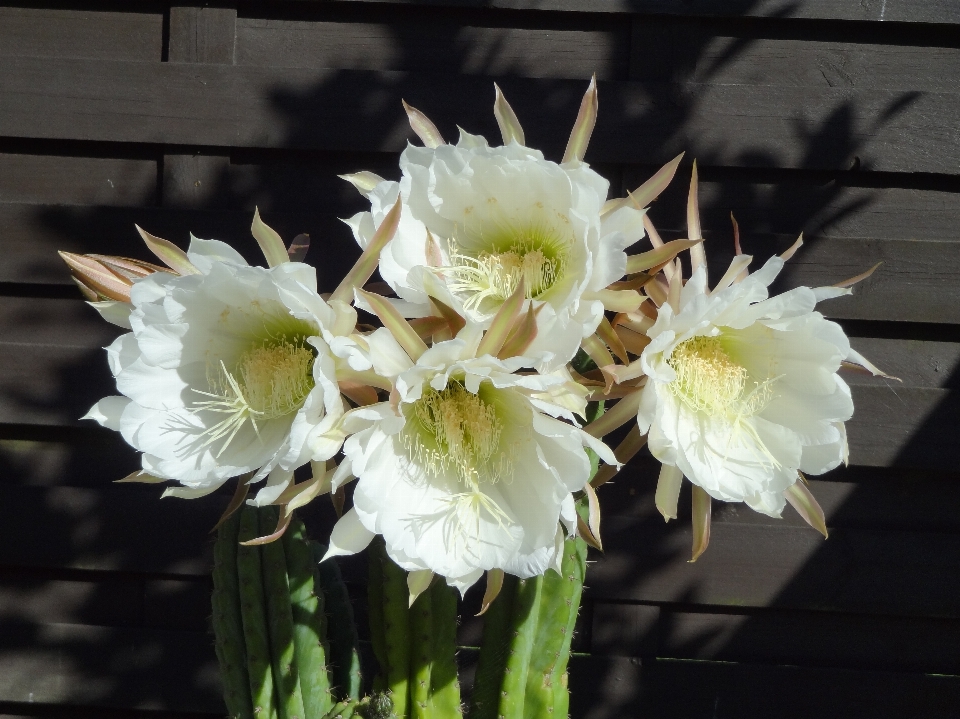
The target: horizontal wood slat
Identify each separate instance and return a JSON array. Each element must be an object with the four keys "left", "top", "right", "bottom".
[
  {"left": 235, "top": 16, "right": 629, "bottom": 80},
  {"left": 587, "top": 516, "right": 960, "bottom": 618},
  {"left": 0, "top": 622, "right": 221, "bottom": 713},
  {"left": 2, "top": 58, "right": 958, "bottom": 173},
  {"left": 0, "top": 8, "right": 162, "bottom": 63},
  {"left": 567, "top": 656, "right": 960, "bottom": 719},
  {"left": 289, "top": 0, "right": 960, "bottom": 24},
  {"left": 591, "top": 603, "right": 960, "bottom": 673}
]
